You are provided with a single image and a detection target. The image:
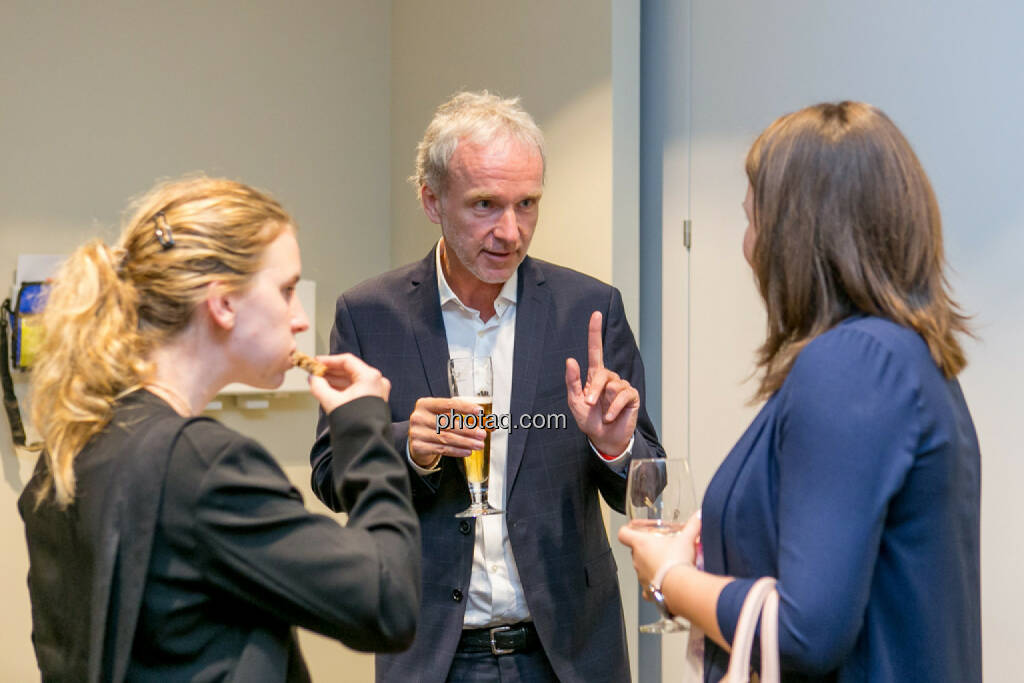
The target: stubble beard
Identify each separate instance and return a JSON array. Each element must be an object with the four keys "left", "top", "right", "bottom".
[{"left": 441, "top": 231, "right": 523, "bottom": 286}]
